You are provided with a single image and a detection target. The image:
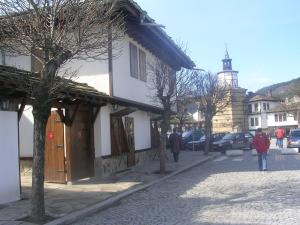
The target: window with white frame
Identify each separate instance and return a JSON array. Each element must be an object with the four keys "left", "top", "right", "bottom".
[
  {"left": 255, "top": 117, "right": 259, "bottom": 126},
  {"left": 267, "top": 103, "right": 270, "bottom": 110},
  {"left": 250, "top": 118, "right": 255, "bottom": 126},
  {"left": 275, "top": 113, "right": 287, "bottom": 122},
  {"left": 130, "top": 42, "right": 147, "bottom": 82},
  {"left": 263, "top": 103, "right": 266, "bottom": 111},
  {"left": 129, "top": 43, "right": 138, "bottom": 79}
]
